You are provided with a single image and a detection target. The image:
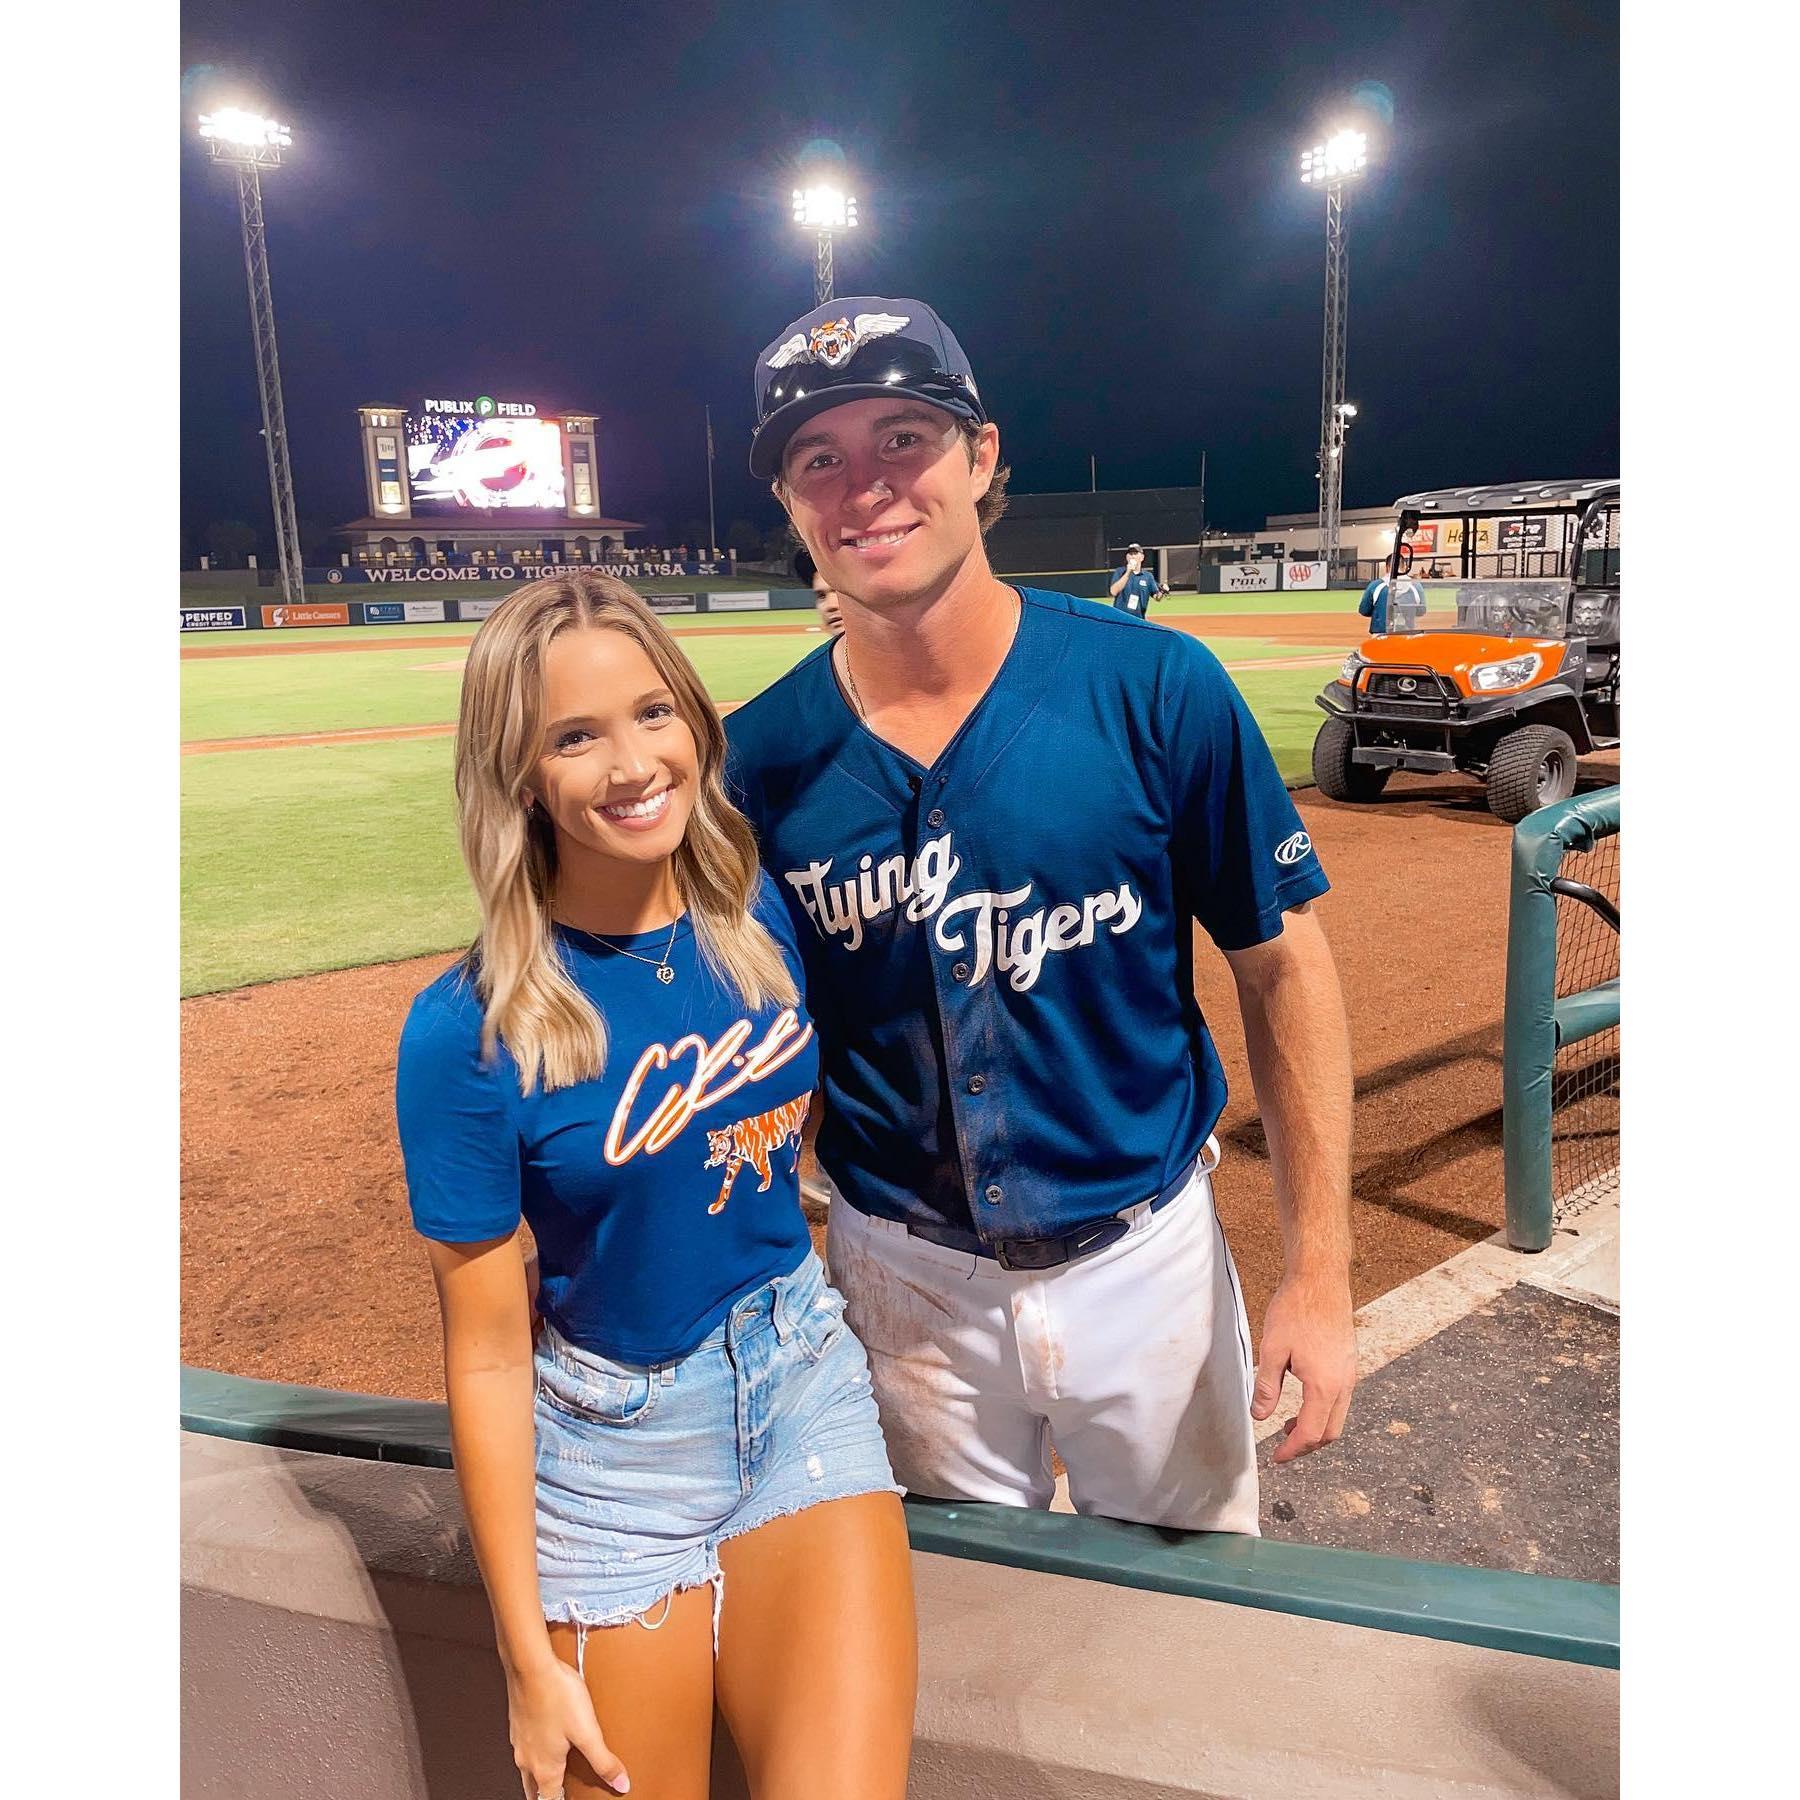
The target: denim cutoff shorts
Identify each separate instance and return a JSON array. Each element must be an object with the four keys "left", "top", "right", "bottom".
[{"left": 533, "top": 1250, "right": 901, "bottom": 1653}]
